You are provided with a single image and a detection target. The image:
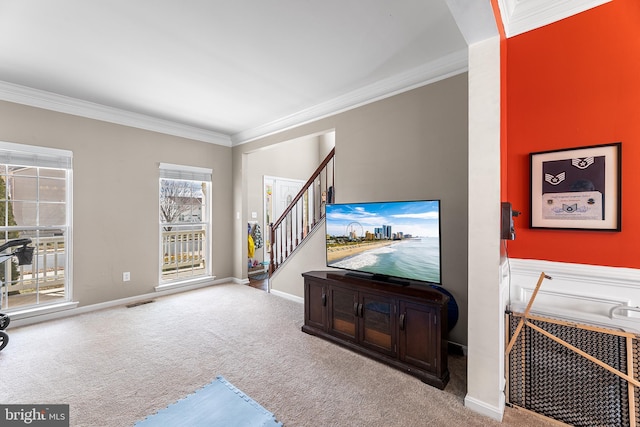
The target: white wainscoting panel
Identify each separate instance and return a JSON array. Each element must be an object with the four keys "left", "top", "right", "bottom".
[{"left": 508, "top": 258, "right": 640, "bottom": 333}]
